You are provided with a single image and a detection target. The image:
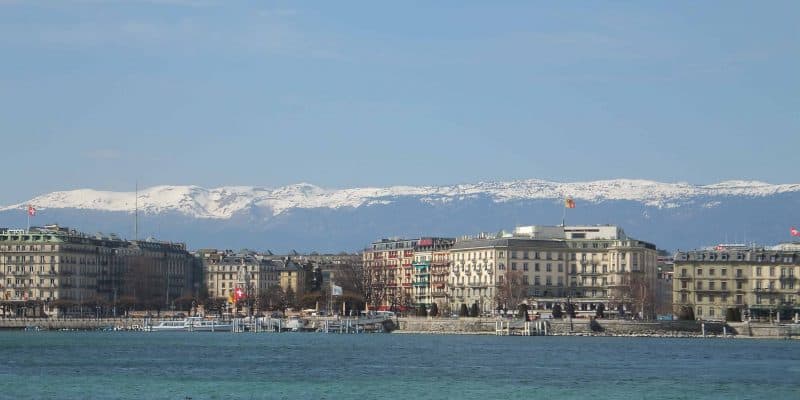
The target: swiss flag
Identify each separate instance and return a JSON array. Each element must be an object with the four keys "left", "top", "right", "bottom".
[
  {"left": 27, "top": 205, "right": 36, "bottom": 216},
  {"left": 234, "top": 287, "right": 244, "bottom": 300},
  {"left": 791, "top": 227, "right": 800, "bottom": 237}
]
